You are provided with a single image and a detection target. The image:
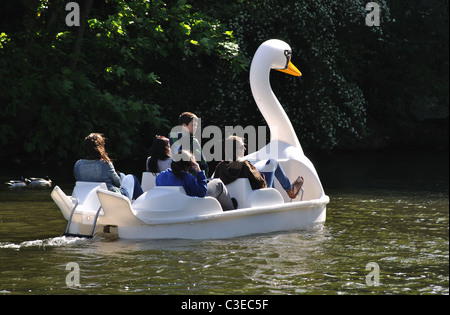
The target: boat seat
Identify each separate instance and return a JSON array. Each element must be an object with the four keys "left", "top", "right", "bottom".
[
  {"left": 96, "top": 189, "right": 145, "bottom": 226},
  {"left": 71, "top": 181, "right": 107, "bottom": 212},
  {"left": 131, "top": 186, "right": 223, "bottom": 221},
  {"left": 51, "top": 186, "right": 76, "bottom": 220},
  {"left": 141, "top": 172, "right": 158, "bottom": 192},
  {"left": 225, "top": 178, "right": 284, "bottom": 209}
]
